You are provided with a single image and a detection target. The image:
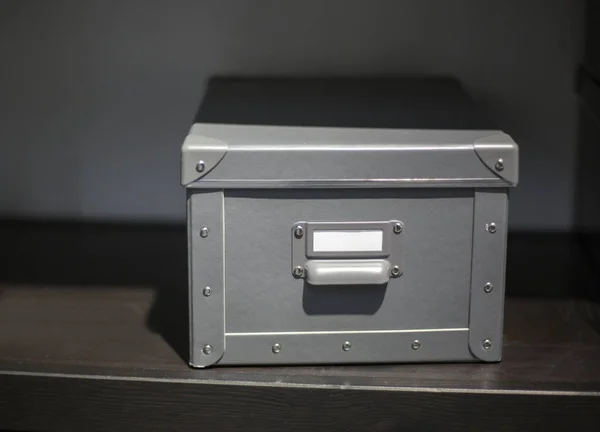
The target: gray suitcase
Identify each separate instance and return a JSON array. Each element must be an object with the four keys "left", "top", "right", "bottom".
[{"left": 181, "top": 78, "right": 519, "bottom": 367}]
